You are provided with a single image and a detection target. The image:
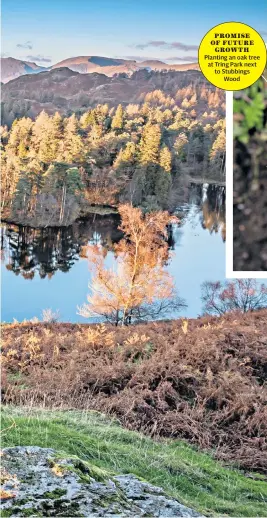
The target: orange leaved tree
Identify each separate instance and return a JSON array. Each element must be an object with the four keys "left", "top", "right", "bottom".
[{"left": 78, "top": 204, "right": 186, "bottom": 325}]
